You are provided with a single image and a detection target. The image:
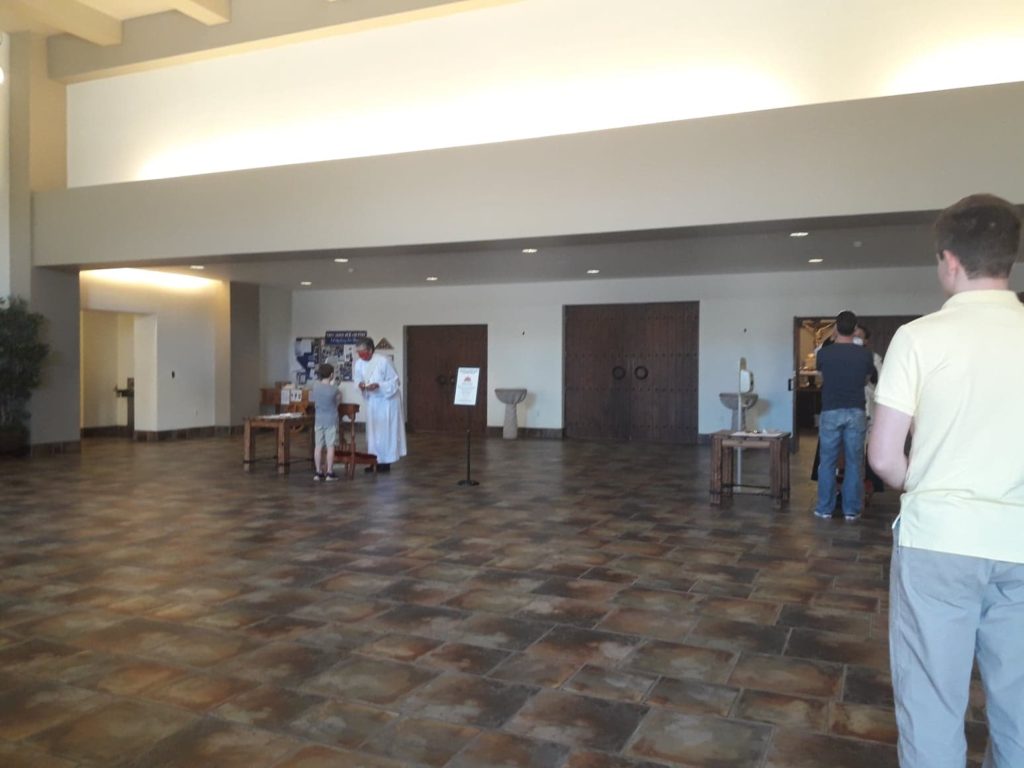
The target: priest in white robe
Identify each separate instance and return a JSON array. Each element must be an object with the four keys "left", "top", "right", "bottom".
[{"left": 354, "top": 337, "right": 407, "bottom": 471}]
